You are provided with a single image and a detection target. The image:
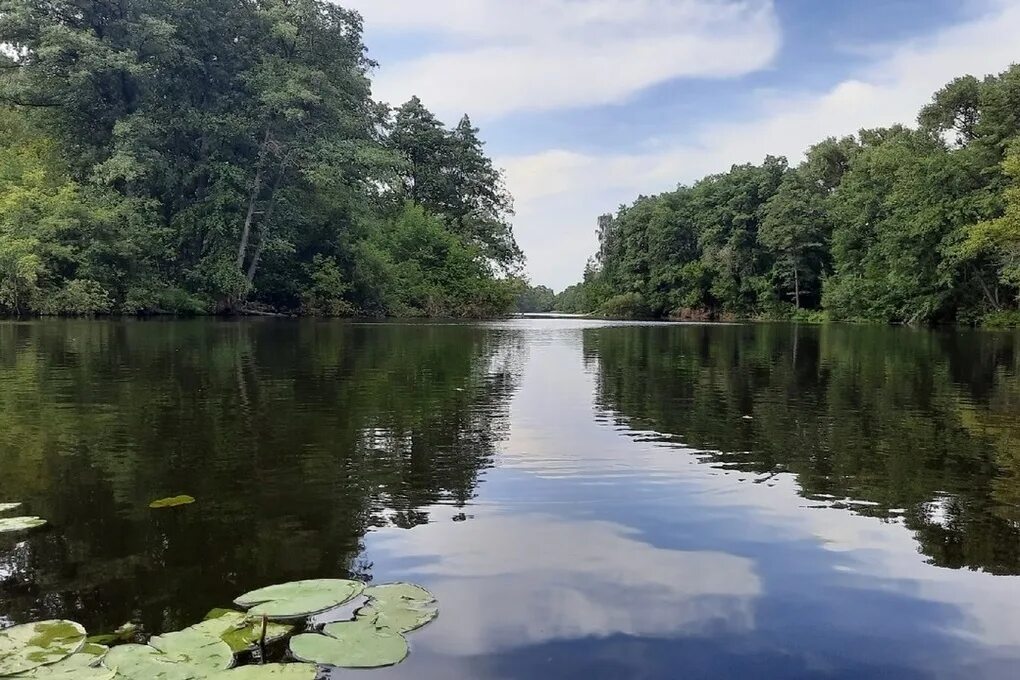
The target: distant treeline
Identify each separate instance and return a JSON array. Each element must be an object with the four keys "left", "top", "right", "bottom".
[
  {"left": 555, "top": 66, "right": 1020, "bottom": 326},
  {"left": 0, "top": 0, "right": 522, "bottom": 317}
]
